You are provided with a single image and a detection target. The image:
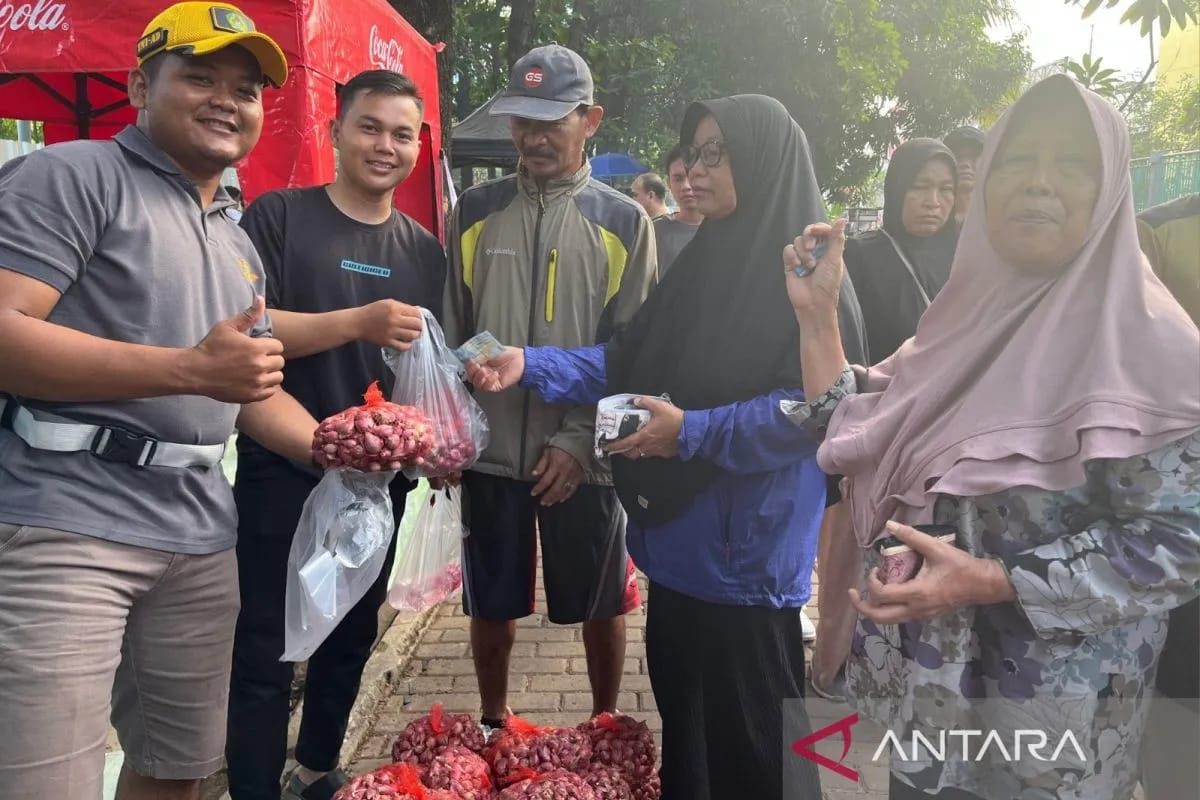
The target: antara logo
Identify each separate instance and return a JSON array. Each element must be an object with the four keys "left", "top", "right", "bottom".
[
  {"left": 0, "top": 0, "right": 69, "bottom": 33},
  {"left": 792, "top": 713, "right": 1089, "bottom": 783},
  {"left": 792, "top": 713, "right": 860, "bottom": 781}
]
